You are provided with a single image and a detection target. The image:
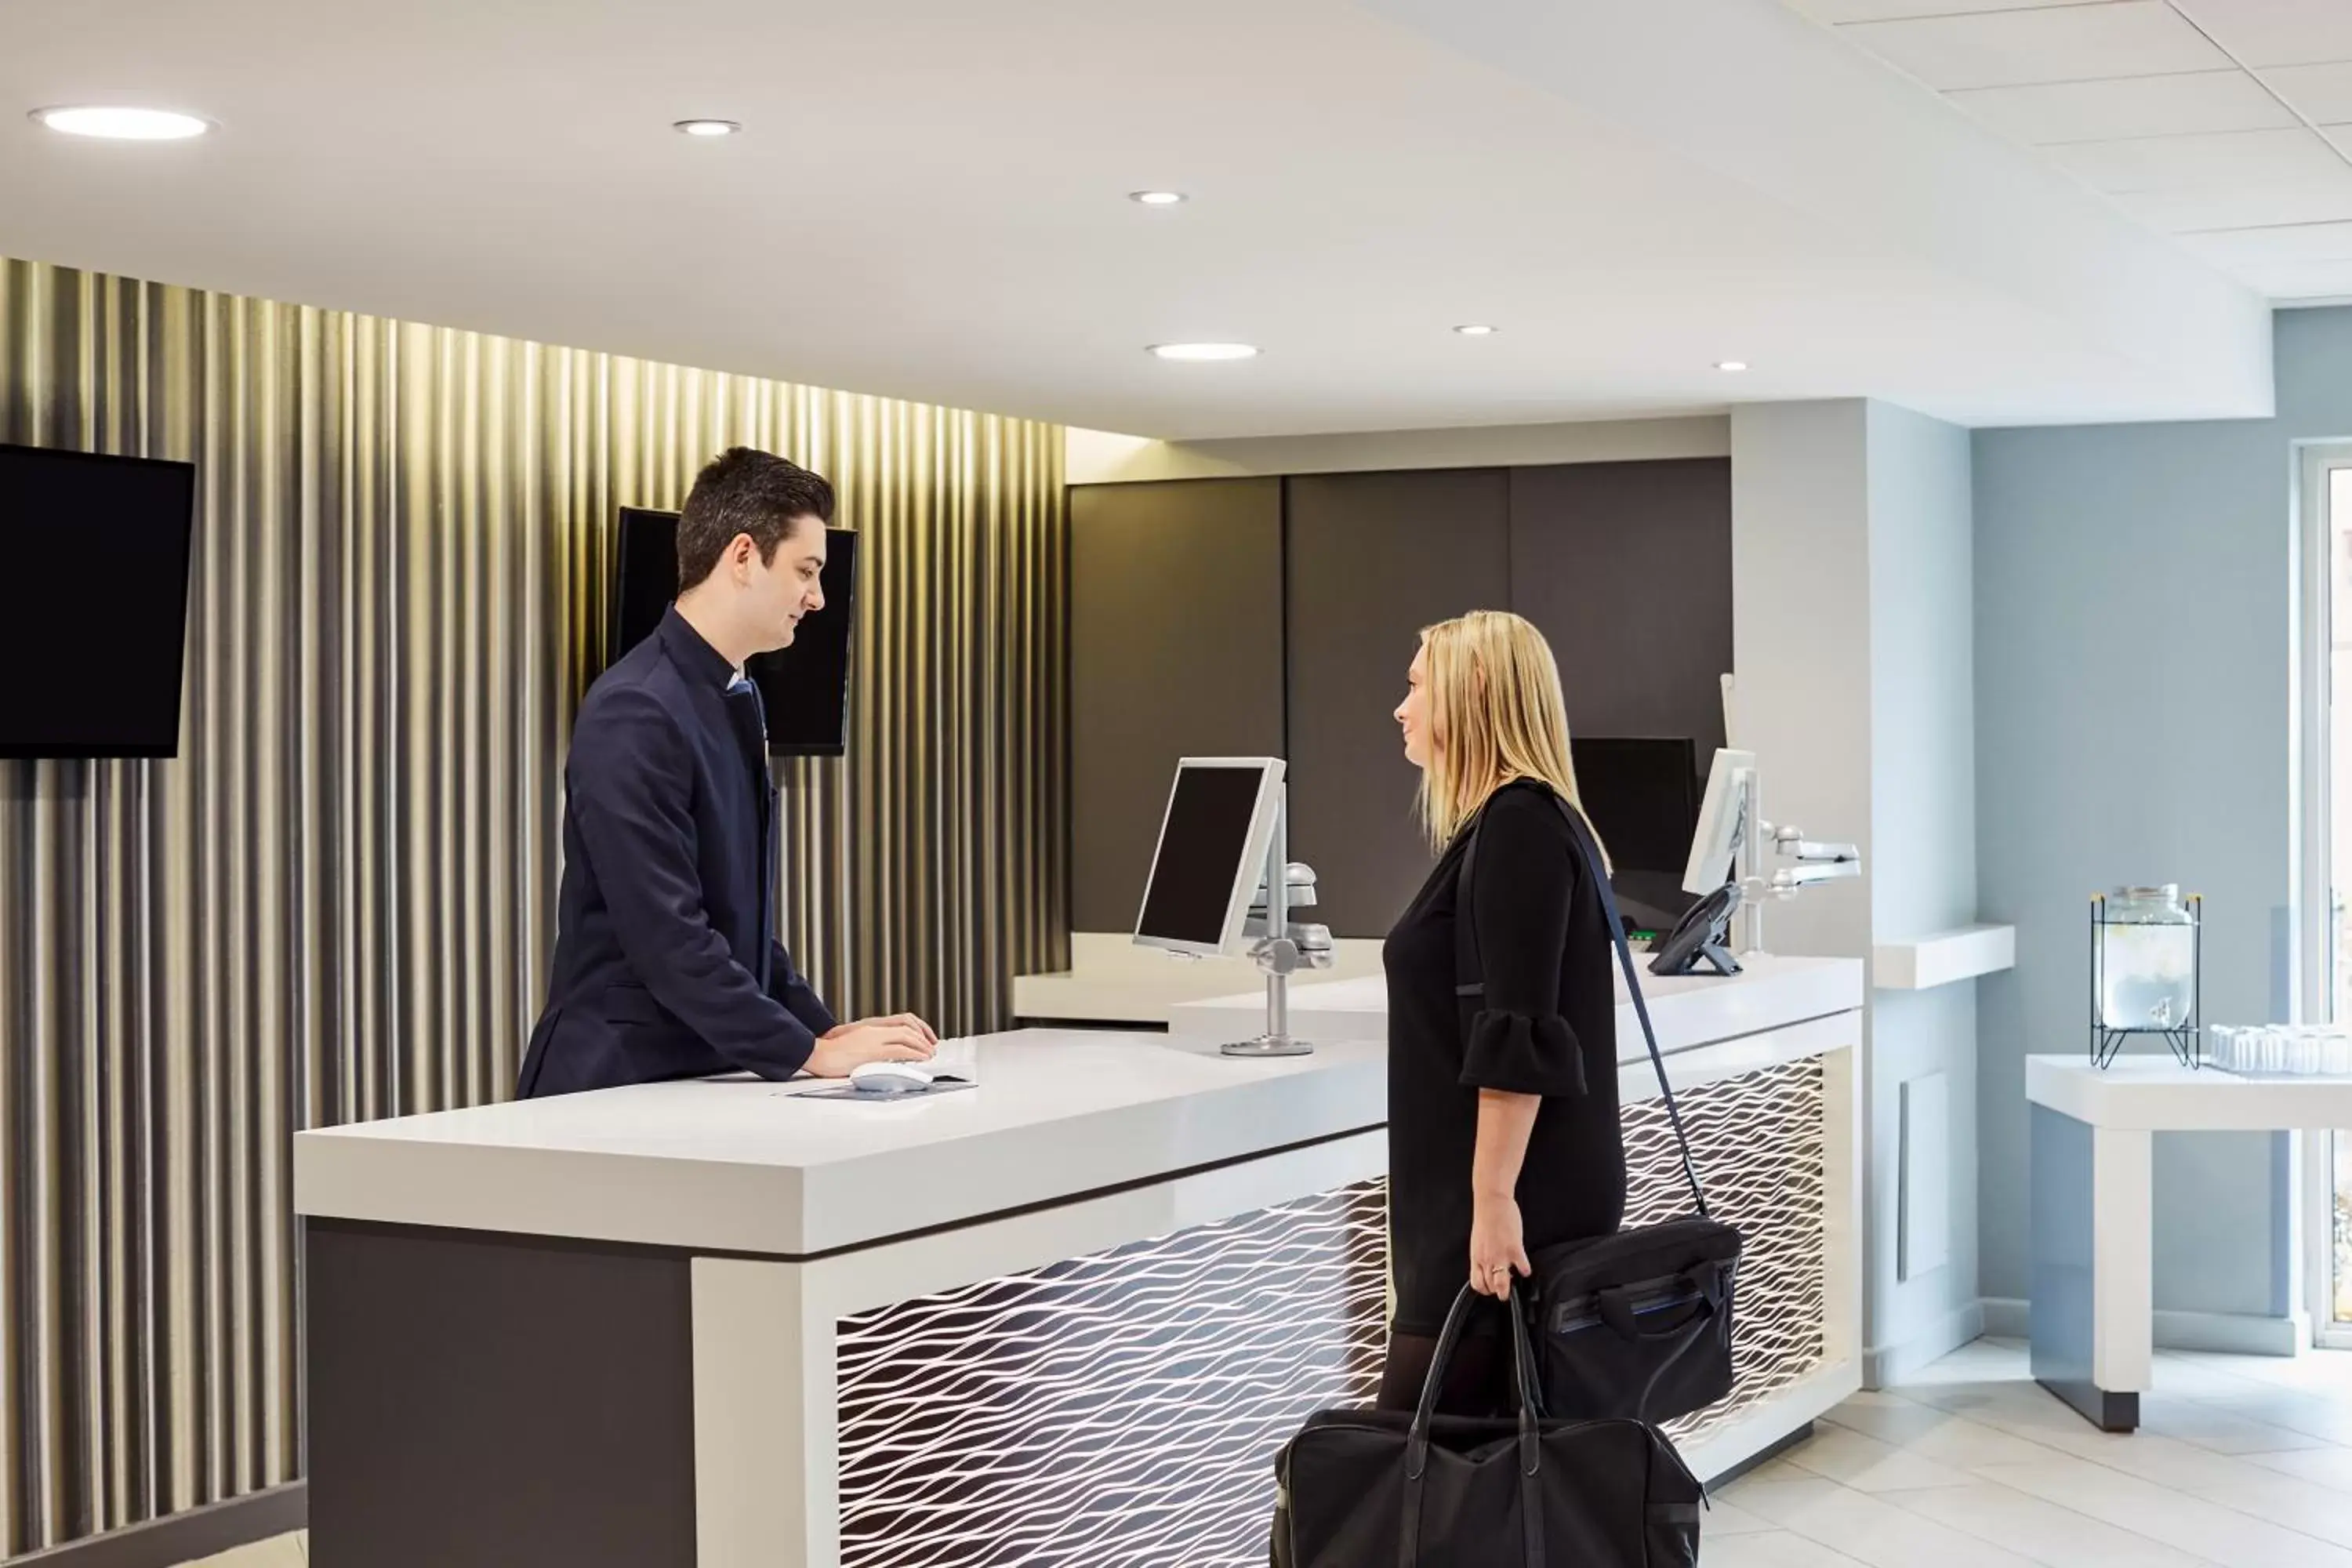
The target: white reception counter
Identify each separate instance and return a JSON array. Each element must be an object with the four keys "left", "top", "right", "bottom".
[
  {"left": 295, "top": 958, "right": 1861, "bottom": 1568},
  {"left": 296, "top": 1031, "right": 1385, "bottom": 1258}
]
